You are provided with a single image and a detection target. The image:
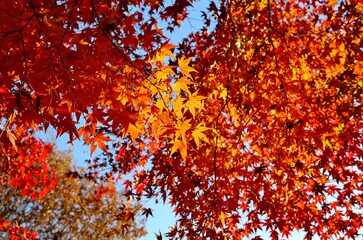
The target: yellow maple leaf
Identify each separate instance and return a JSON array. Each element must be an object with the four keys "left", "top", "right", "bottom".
[
  {"left": 170, "top": 139, "right": 187, "bottom": 161},
  {"left": 192, "top": 124, "right": 209, "bottom": 148},
  {"left": 172, "top": 76, "right": 194, "bottom": 95},
  {"left": 155, "top": 43, "right": 175, "bottom": 61},
  {"left": 259, "top": 0, "right": 268, "bottom": 10},
  {"left": 175, "top": 119, "right": 191, "bottom": 144},
  {"left": 154, "top": 66, "right": 176, "bottom": 80},
  {"left": 178, "top": 57, "right": 196, "bottom": 78},
  {"left": 219, "top": 211, "right": 227, "bottom": 228},
  {"left": 127, "top": 123, "right": 142, "bottom": 142},
  {"left": 185, "top": 91, "right": 206, "bottom": 118},
  {"left": 172, "top": 97, "right": 186, "bottom": 119}
]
